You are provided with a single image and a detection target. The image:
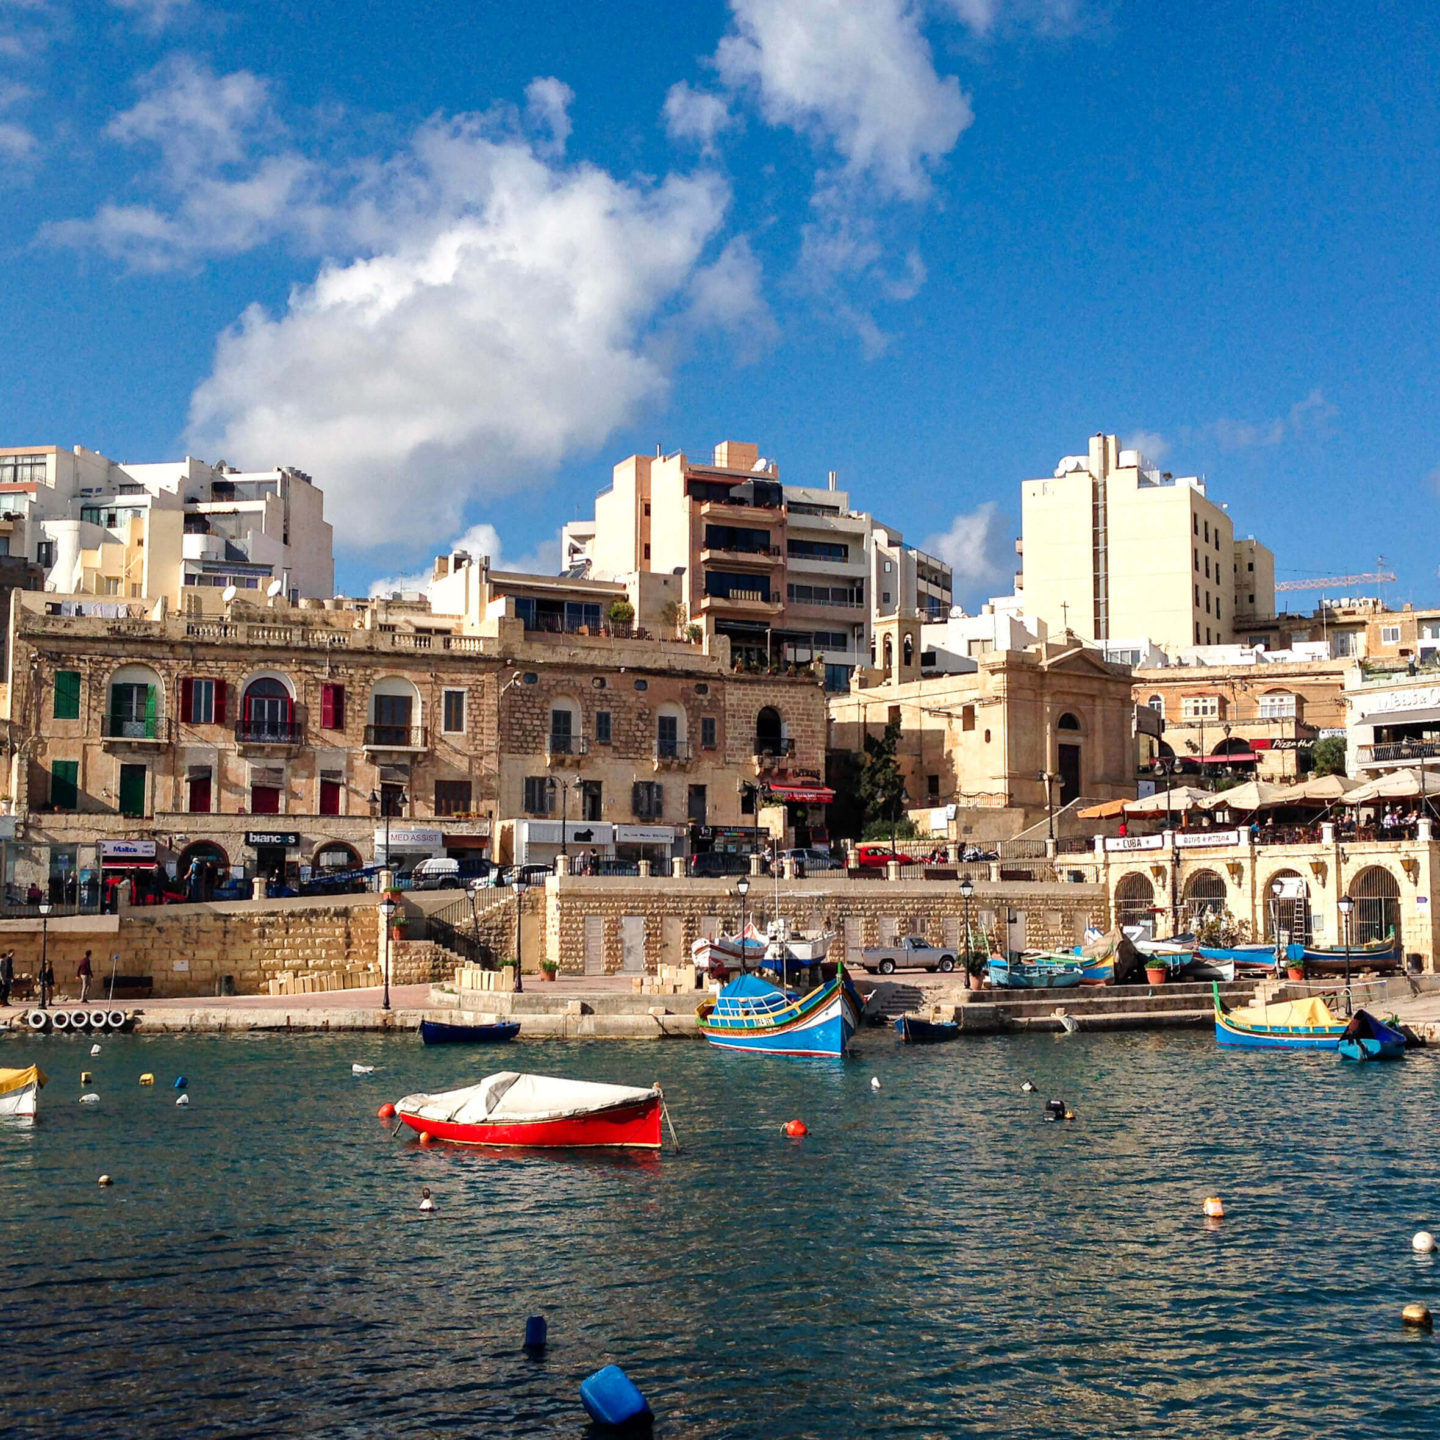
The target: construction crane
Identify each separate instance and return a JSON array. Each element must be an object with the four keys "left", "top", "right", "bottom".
[{"left": 1274, "top": 566, "right": 1396, "bottom": 593}]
